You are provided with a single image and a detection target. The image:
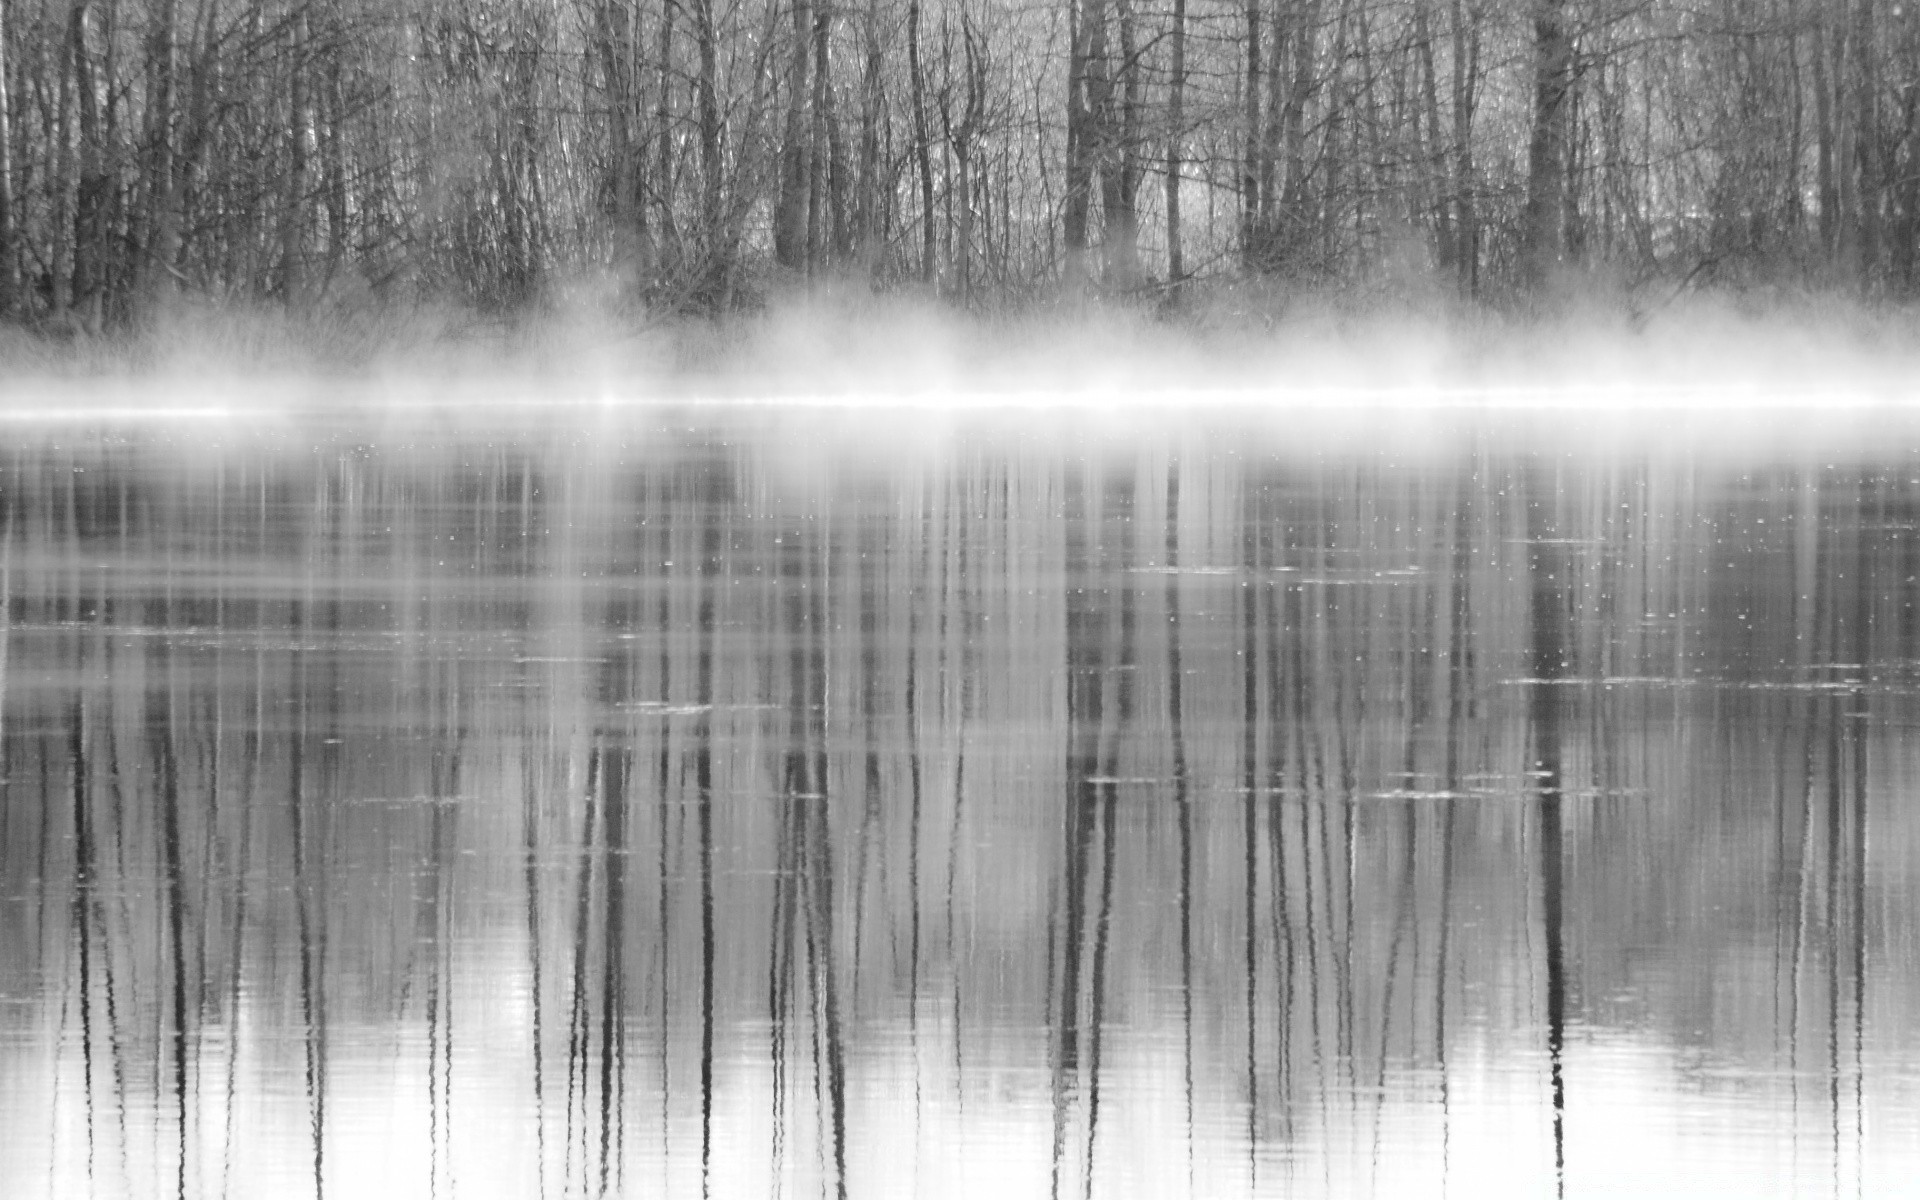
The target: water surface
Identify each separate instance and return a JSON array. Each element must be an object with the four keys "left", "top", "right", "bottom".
[{"left": 3, "top": 411, "right": 1917, "bottom": 1198}]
